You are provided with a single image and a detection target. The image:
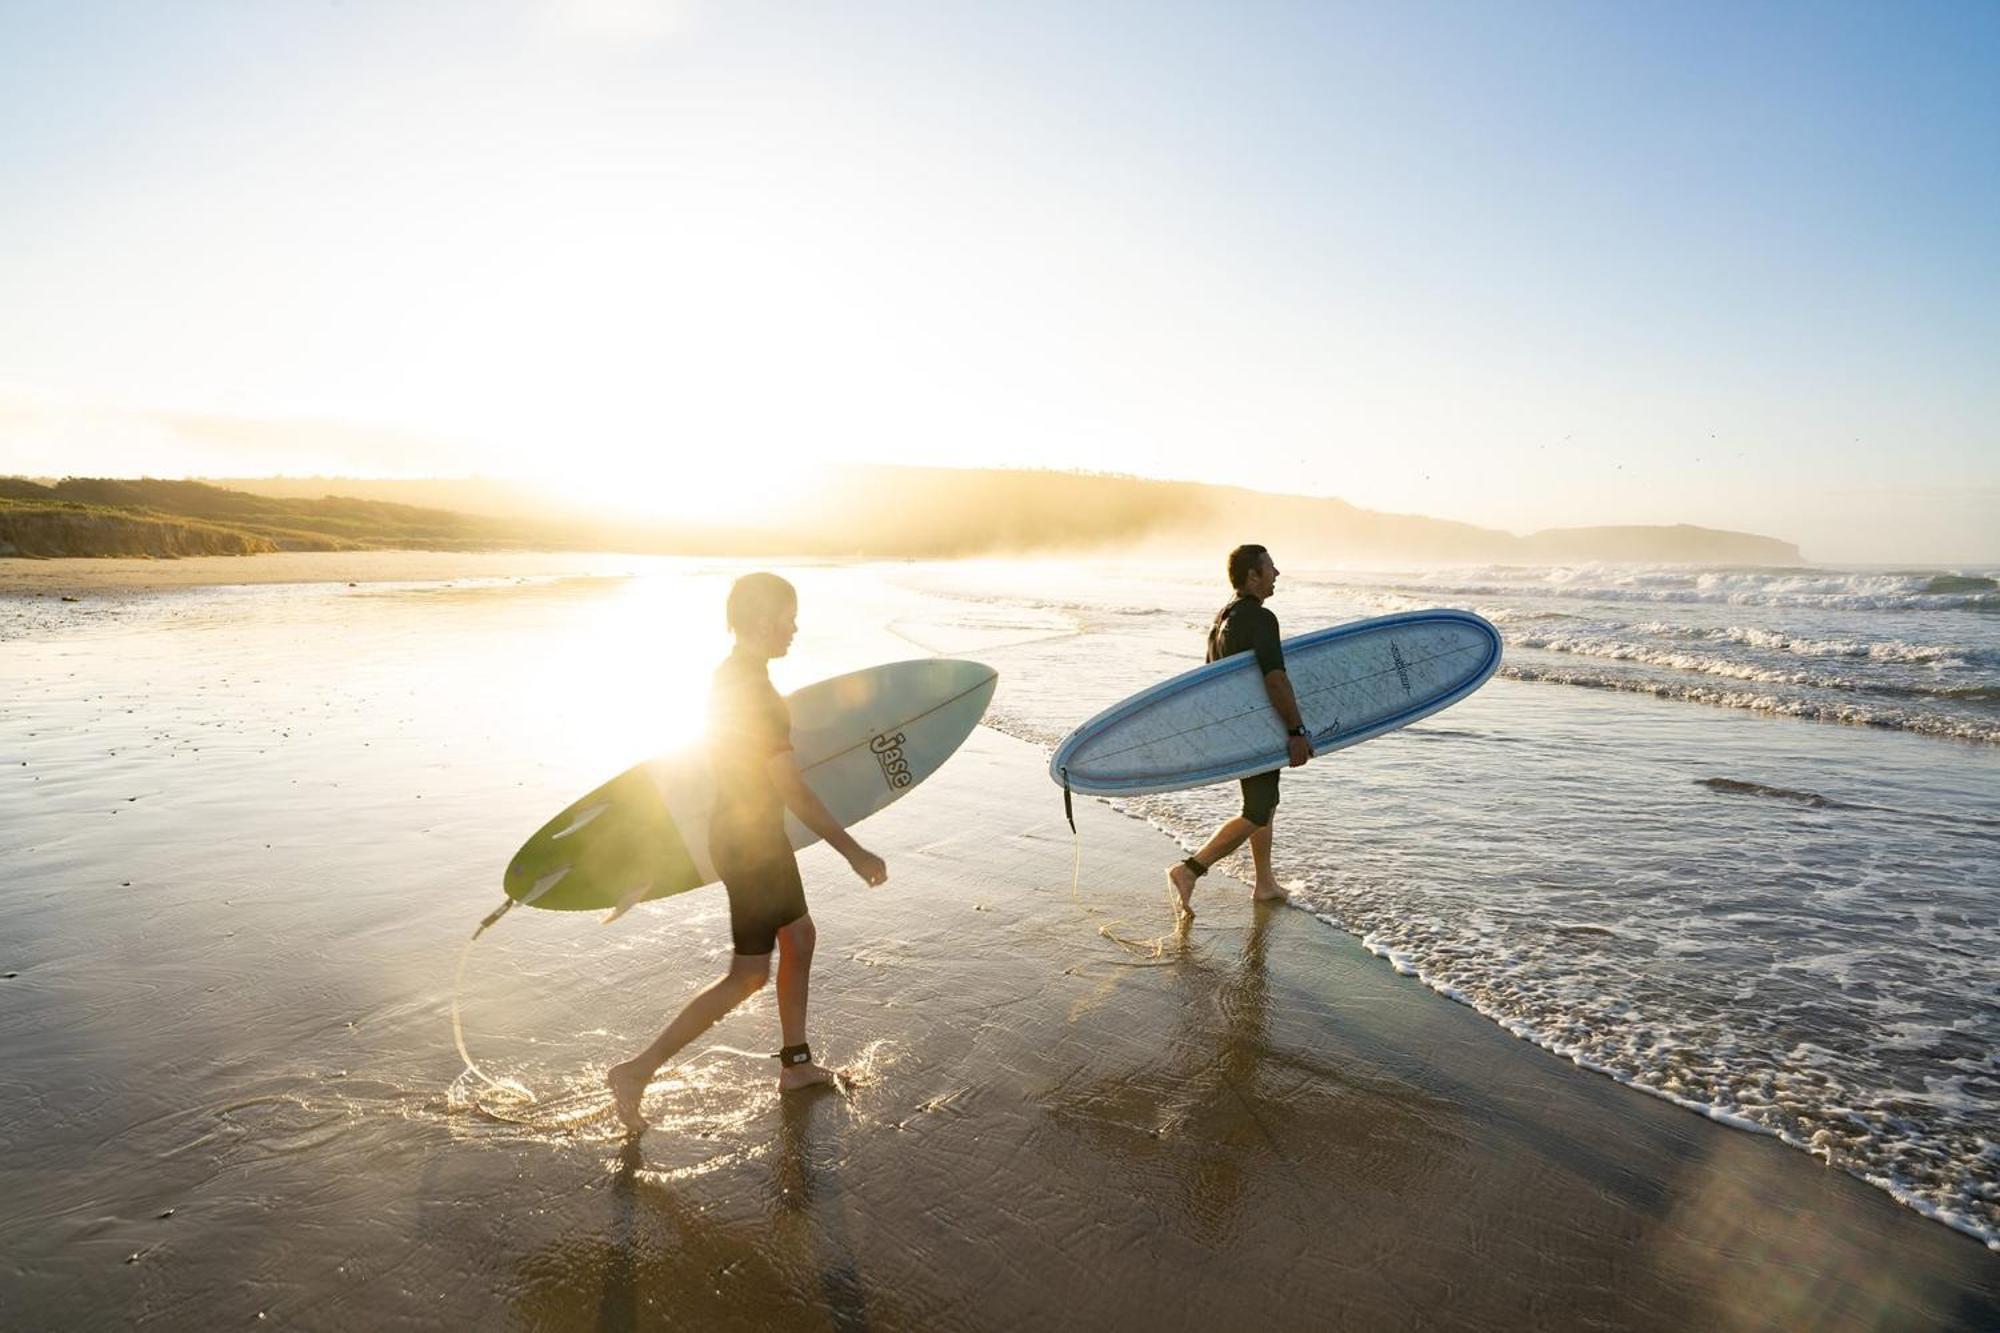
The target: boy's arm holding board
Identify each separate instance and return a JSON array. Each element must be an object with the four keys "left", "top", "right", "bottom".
[{"left": 766, "top": 752, "right": 889, "bottom": 886}]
